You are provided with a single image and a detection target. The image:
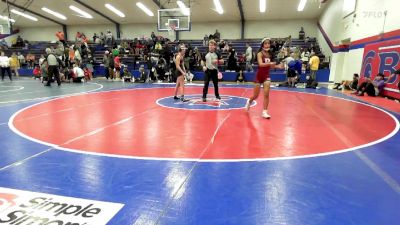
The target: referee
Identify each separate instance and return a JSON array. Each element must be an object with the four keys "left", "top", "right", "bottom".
[
  {"left": 201, "top": 40, "right": 224, "bottom": 102},
  {"left": 44, "top": 48, "right": 61, "bottom": 86}
]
